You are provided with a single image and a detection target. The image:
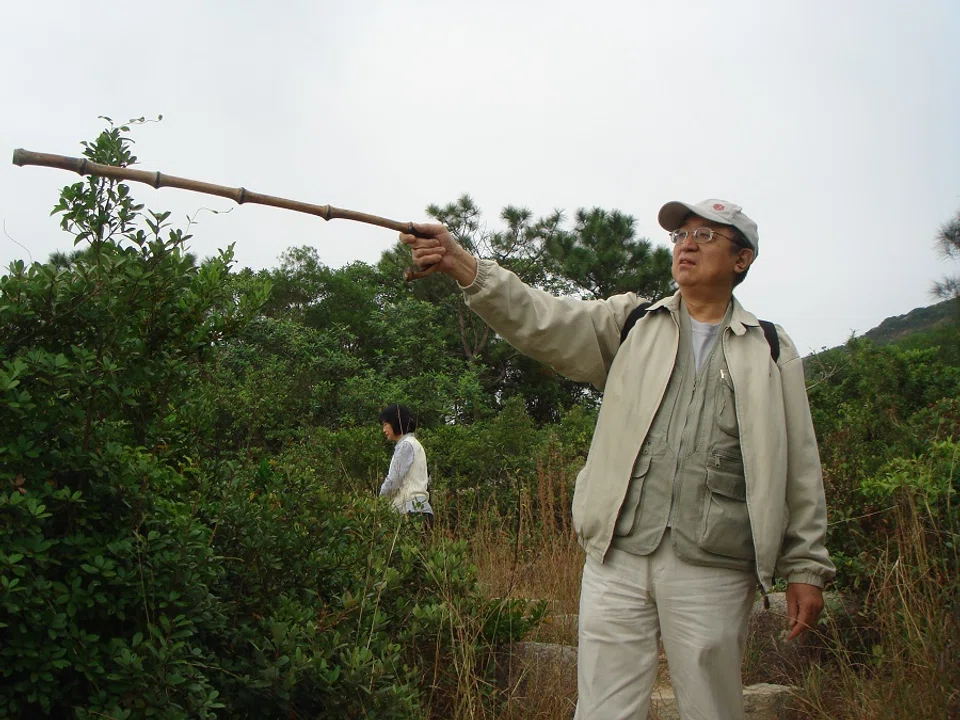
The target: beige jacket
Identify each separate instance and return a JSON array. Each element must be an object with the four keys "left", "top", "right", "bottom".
[{"left": 463, "top": 260, "right": 835, "bottom": 590}]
